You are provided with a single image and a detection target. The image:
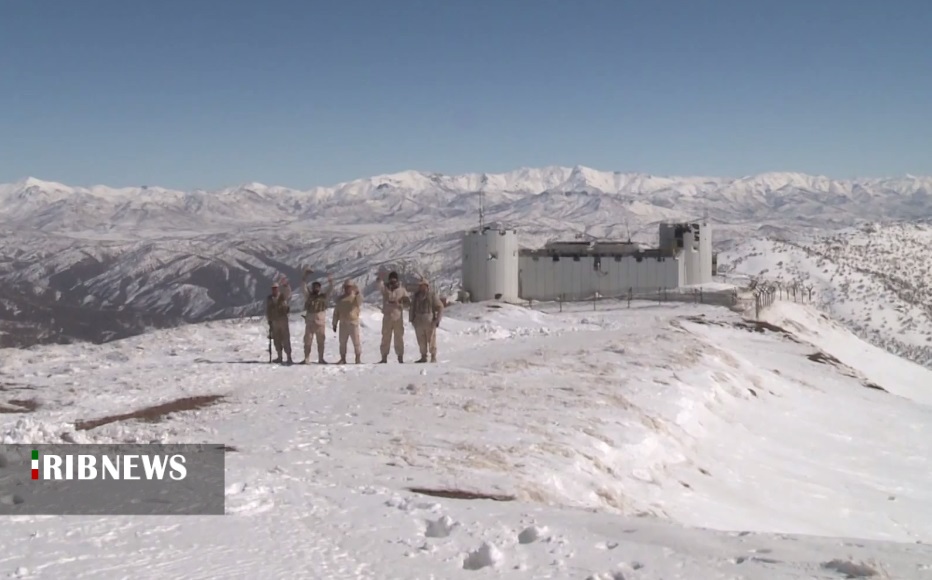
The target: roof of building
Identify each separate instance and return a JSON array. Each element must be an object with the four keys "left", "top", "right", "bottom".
[{"left": 519, "top": 246, "right": 676, "bottom": 259}]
